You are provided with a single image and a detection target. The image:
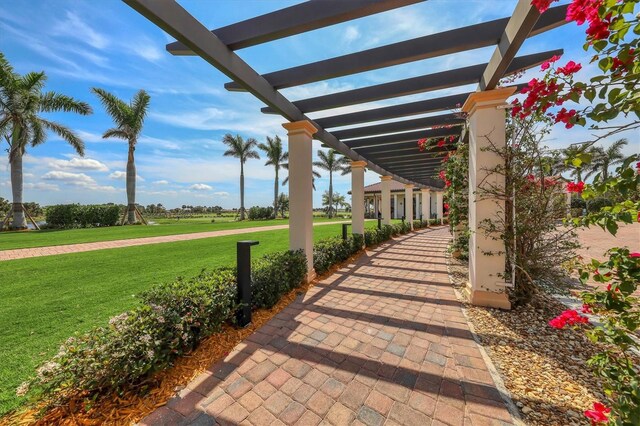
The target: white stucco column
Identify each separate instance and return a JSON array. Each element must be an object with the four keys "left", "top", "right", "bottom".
[
  {"left": 436, "top": 192, "right": 444, "bottom": 223},
  {"left": 283, "top": 120, "right": 317, "bottom": 281},
  {"left": 351, "top": 161, "right": 366, "bottom": 235},
  {"left": 421, "top": 188, "right": 430, "bottom": 222},
  {"left": 404, "top": 184, "right": 414, "bottom": 229},
  {"left": 381, "top": 176, "right": 392, "bottom": 225},
  {"left": 461, "top": 87, "right": 515, "bottom": 310},
  {"left": 393, "top": 194, "right": 398, "bottom": 219}
]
